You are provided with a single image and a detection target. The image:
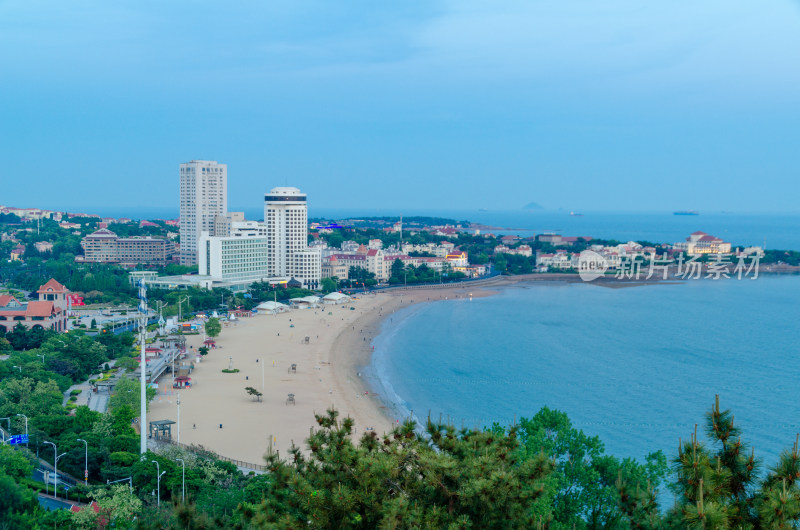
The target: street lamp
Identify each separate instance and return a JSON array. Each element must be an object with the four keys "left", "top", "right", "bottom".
[
  {"left": 43, "top": 441, "right": 66, "bottom": 500},
  {"left": 107, "top": 476, "right": 133, "bottom": 494},
  {"left": 0, "top": 416, "right": 10, "bottom": 435},
  {"left": 151, "top": 460, "right": 166, "bottom": 506},
  {"left": 12, "top": 365, "right": 21, "bottom": 373},
  {"left": 77, "top": 439, "right": 88, "bottom": 485},
  {"left": 16, "top": 414, "right": 28, "bottom": 447},
  {"left": 175, "top": 458, "right": 185, "bottom": 503}
]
